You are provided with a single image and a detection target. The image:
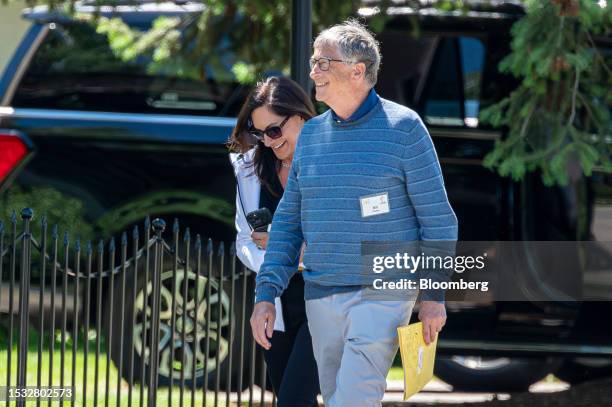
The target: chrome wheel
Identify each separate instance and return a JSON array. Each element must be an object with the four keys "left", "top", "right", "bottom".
[
  {"left": 133, "top": 269, "right": 231, "bottom": 381},
  {"left": 451, "top": 356, "right": 512, "bottom": 370}
]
